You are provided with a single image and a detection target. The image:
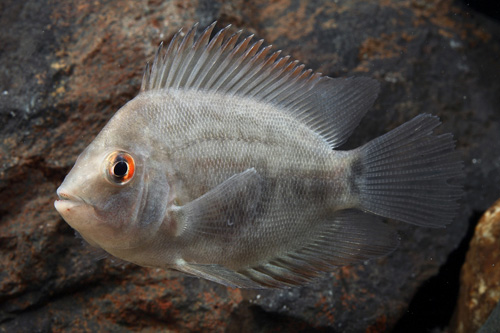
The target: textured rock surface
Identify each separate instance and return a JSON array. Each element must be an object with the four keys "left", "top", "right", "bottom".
[
  {"left": 478, "top": 300, "right": 500, "bottom": 333},
  {"left": 1, "top": 0, "right": 499, "bottom": 331},
  {"left": 451, "top": 198, "right": 500, "bottom": 333}
]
